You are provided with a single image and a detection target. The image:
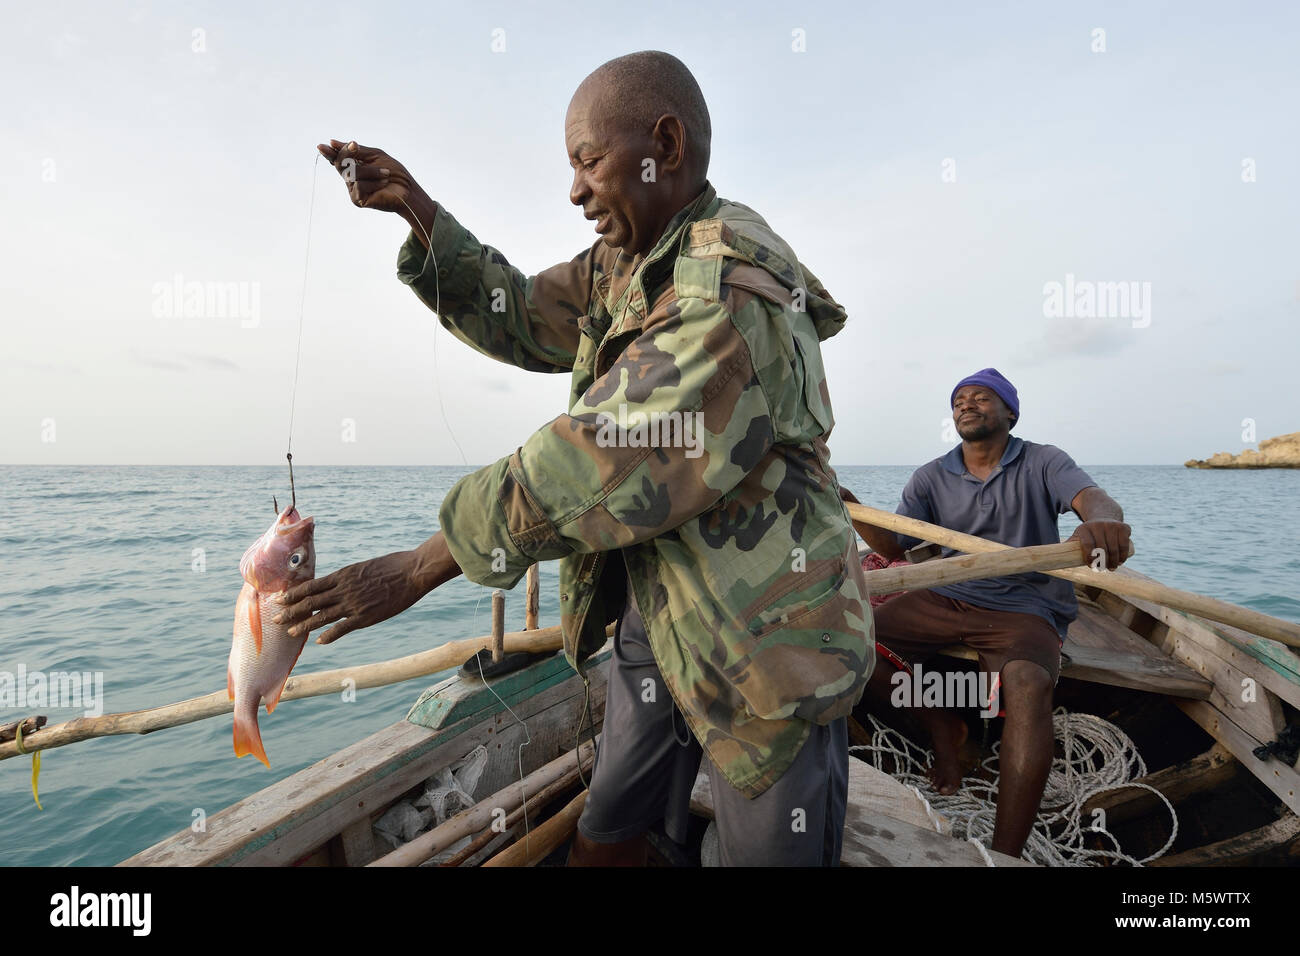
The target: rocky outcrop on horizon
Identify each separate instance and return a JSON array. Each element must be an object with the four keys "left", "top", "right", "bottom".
[{"left": 1185, "top": 431, "right": 1300, "bottom": 469}]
